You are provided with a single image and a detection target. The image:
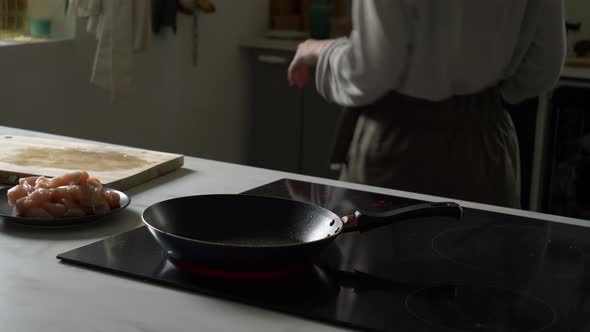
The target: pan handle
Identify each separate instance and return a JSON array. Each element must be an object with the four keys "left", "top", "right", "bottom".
[{"left": 343, "top": 202, "right": 463, "bottom": 233}]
